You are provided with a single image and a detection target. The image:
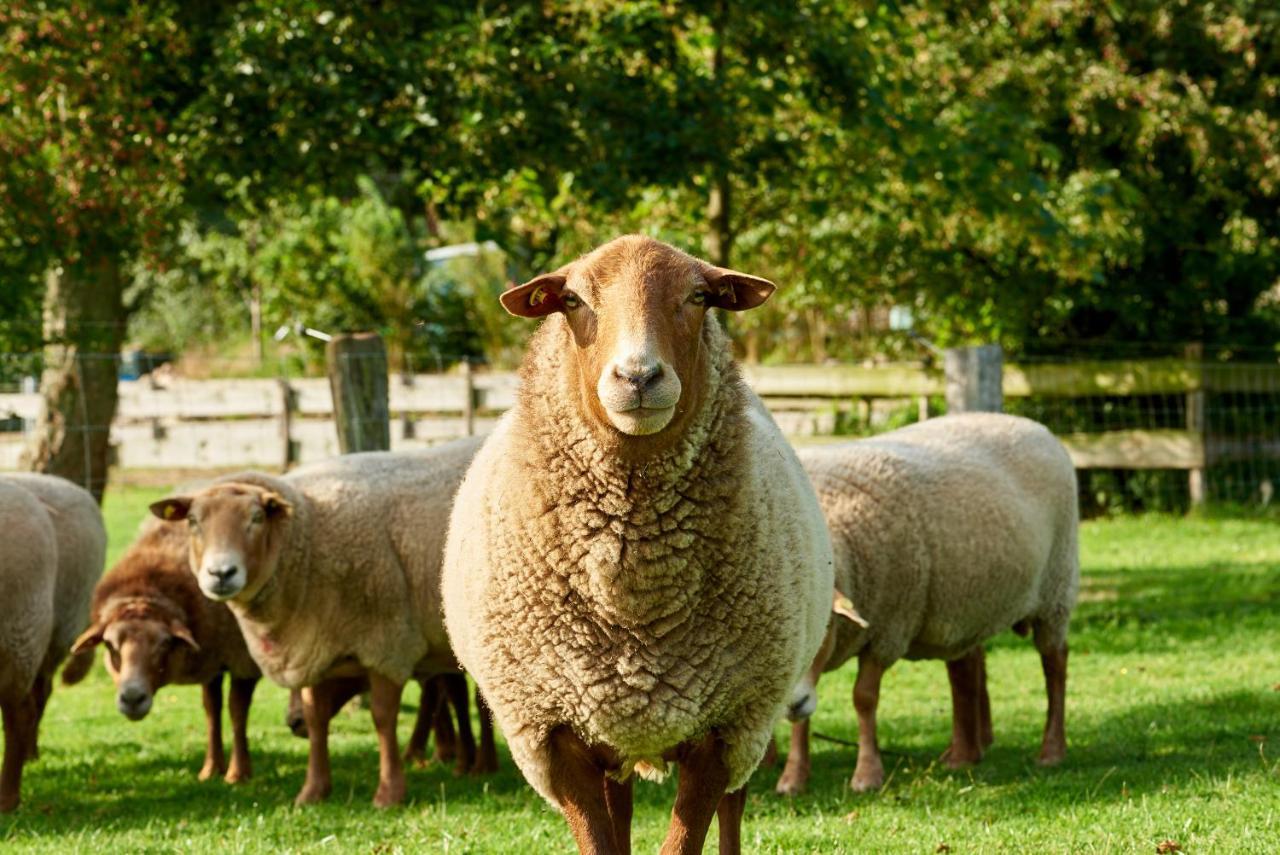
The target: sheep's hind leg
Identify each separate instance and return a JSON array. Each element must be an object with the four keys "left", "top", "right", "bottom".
[
  {"left": 851, "top": 654, "right": 887, "bottom": 792},
  {"left": 442, "top": 673, "right": 476, "bottom": 776},
  {"left": 661, "top": 732, "right": 730, "bottom": 855},
  {"left": 1037, "top": 641, "right": 1068, "bottom": 766},
  {"left": 603, "top": 772, "right": 634, "bottom": 855},
  {"left": 943, "top": 648, "right": 984, "bottom": 767},
  {"left": 774, "top": 718, "right": 811, "bottom": 796},
  {"left": 716, "top": 785, "right": 747, "bottom": 855},
  {"left": 369, "top": 672, "right": 407, "bottom": 807},
  {"left": 547, "top": 726, "right": 622, "bottom": 855},
  {"left": 404, "top": 678, "right": 439, "bottom": 767},
  {"left": 977, "top": 647, "right": 993, "bottom": 748},
  {"left": 225, "top": 676, "right": 257, "bottom": 783},
  {"left": 198, "top": 674, "right": 227, "bottom": 781},
  {"left": 0, "top": 692, "right": 35, "bottom": 813}
]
